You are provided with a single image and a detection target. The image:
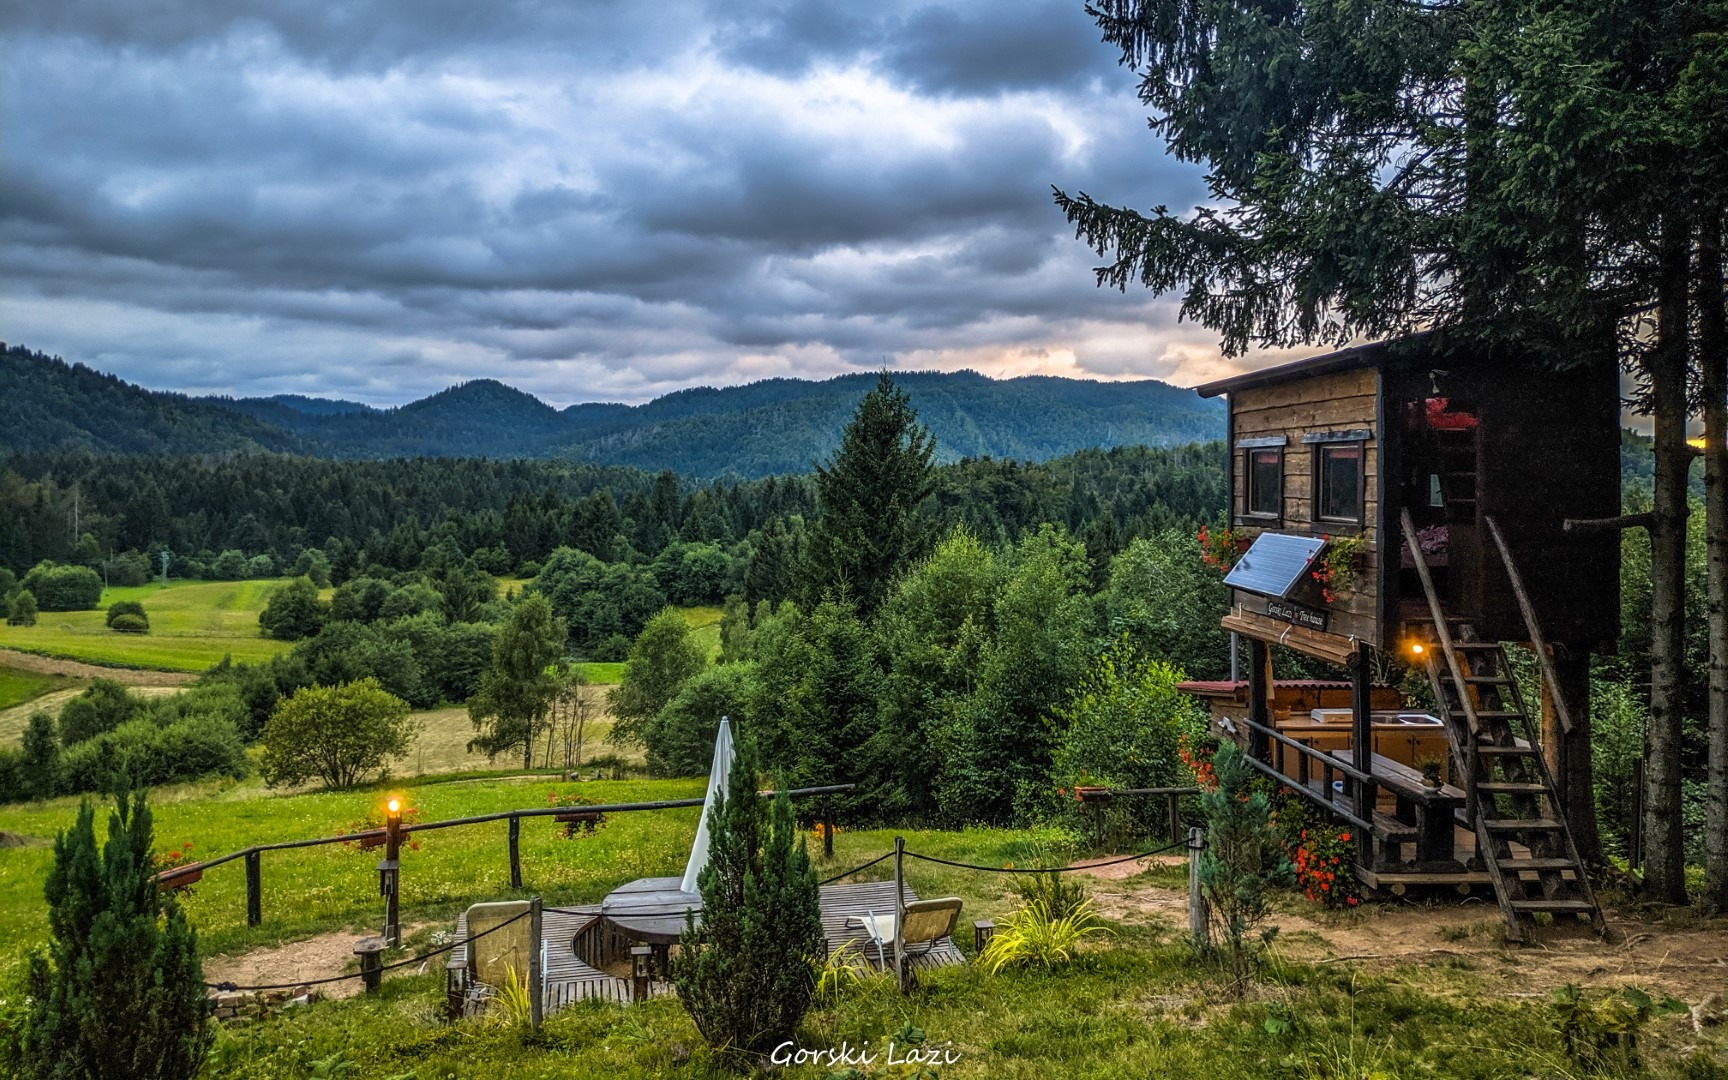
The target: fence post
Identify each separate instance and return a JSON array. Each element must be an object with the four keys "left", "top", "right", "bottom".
[
  {"left": 893, "top": 836, "right": 907, "bottom": 993},
  {"left": 823, "top": 802, "right": 834, "bottom": 860},
  {"left": 528, "top": 896, "right": 544, "bottom": 1031},
  {"left": 244, "top": 850, "right": 261, "bottom": 927},
  {"left": 1166, "top": 792, "right": 1182, "bottom": 845},
  {"left": 509, "top": 814, "right": 522, "bottom": 890},
  {"left": 1187, "top": 826, "right": 1208, "bottom": 950}
]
